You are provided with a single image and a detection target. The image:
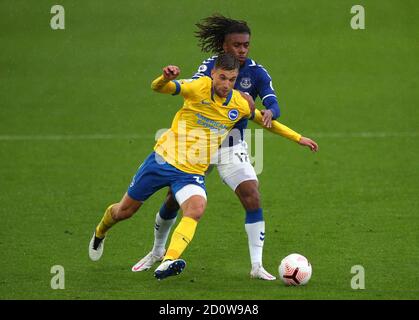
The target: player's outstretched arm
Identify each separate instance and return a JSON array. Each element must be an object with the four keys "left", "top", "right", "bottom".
[
  {"left": 252, "top": 109, "right": 319, "bottom": 152},
  {"left": 151, "top": 65, "right": 181, "bottom": 94},
  {"left": 298, "top": 136, "right": 319, "bottom": 152},
  {"left": 252, "top": 108, "right": 300, "bottom": 141}
]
